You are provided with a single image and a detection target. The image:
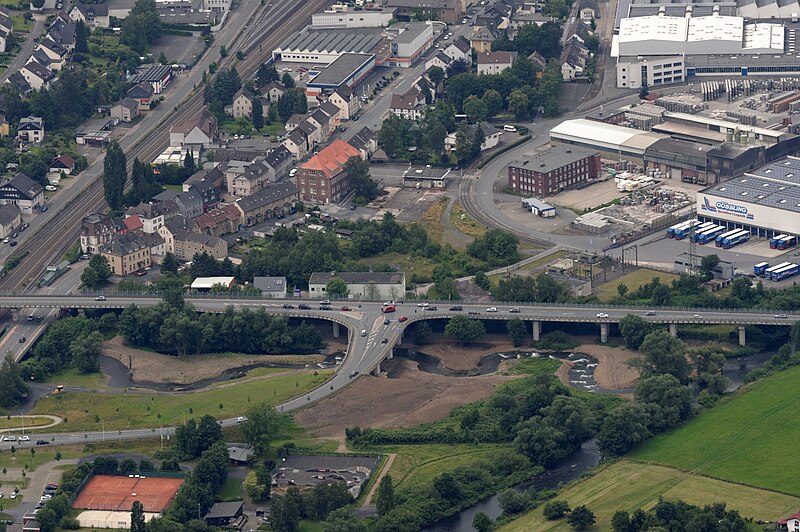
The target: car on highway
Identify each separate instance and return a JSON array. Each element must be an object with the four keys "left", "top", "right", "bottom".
[
  {"left": 340, "top": 306, "right": 352, "bottom": 311},
  {"left": 349, "top": 370, "right": 359, "bottom": 378},
  {"left": 449, "top": 306, "right": 463, "bottom": 311},
  {"left": 384, "top": 318, "right": 390, "bottom": 324},
  {"left": 236, "top": 416, "right": 247, "bottom": 423},
  {"left": 19, "top": 337, "right": 25, "bottom": 343},
  {"left": 41, "top": 206, "right": 47, "bottom": 212},
  {"left": 398, "top": 316, "right": 408, "bottom": 322},
  {"left": 693, "top": 314, "right": 703, "bottom": 319},
  {"left": 19, "top": 436, "right": 29, "bottom": 441},
  {"left": 486, "top": 307, "right": 498, "bottom": 312},
  {"left": 2, "top": 238, "right": 8, "bottom": 244},
  {"left": 509, "top": 308, "right": 520, "bottom": 313},
  {"left": 319, "top": 299, "right": 331, "bottom": 305},
  {"left": 95, "top": 295, "right": 106, "bottom": 301},
  {"left": 319, "top": 306, "right": 332, "bottom": 311},
  {"left": 776, "top": 313, "right": 788, "bottom": 318},
  {"left": 9, "top": 241, "right": 16, "bottom": 246},
  {"left": 645, "top": 311, "right": 656, "bottom": 316},
  {"left": 596, "top": 313, "right": 609, "bottom": 318},
  {"left": 2, "top": 436, "right": 16, "bottom": 441},
  {"left": 9, "top": 492, "right": 16, "bottom": 499},
  {"left": 360, "top": 330, "right": 367, "bottom": 337},
  {"left": 11, "top": 232, "right": 17, "bottom": 238},
  {"left": 382, "top": 305, "right": 395, "bottom": 313},
  {"left": 282, "top": 304, "right": 295, "bottom": 309},
  {"left": 417, "top": 302, "right": 429, "bottom": 307},
  {"left": 299, "top": 304, "right": 311, "bottom": 310},
  {"left": 425, "top": 306, "right": 438, "bottom": 311},
  {"left": 381, "top": 338, "right": 388, "bottom": 344},
  {"left": 36, "top": 440, "right": 49, "bottom": 445}
]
